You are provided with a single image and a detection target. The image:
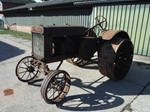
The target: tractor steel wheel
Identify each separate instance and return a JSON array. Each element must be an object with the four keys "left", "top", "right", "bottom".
[
  {"left": 66, "top": 58, "right": 88, "bottom": 67},
  {"left": 98, "top": 38, "right": 133, "bottom": 80},
  {"left": 16, "top": 56, "right": 40, "bottom": 82},
  {"left": 41, "top": 70, "right": 71, "bottom": 104}
]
